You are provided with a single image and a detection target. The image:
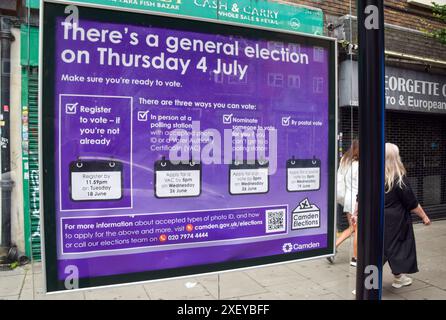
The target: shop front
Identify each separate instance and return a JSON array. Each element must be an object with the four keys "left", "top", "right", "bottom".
[{"left": 340, "top": 60, "right": 446, "bottom": 220}]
